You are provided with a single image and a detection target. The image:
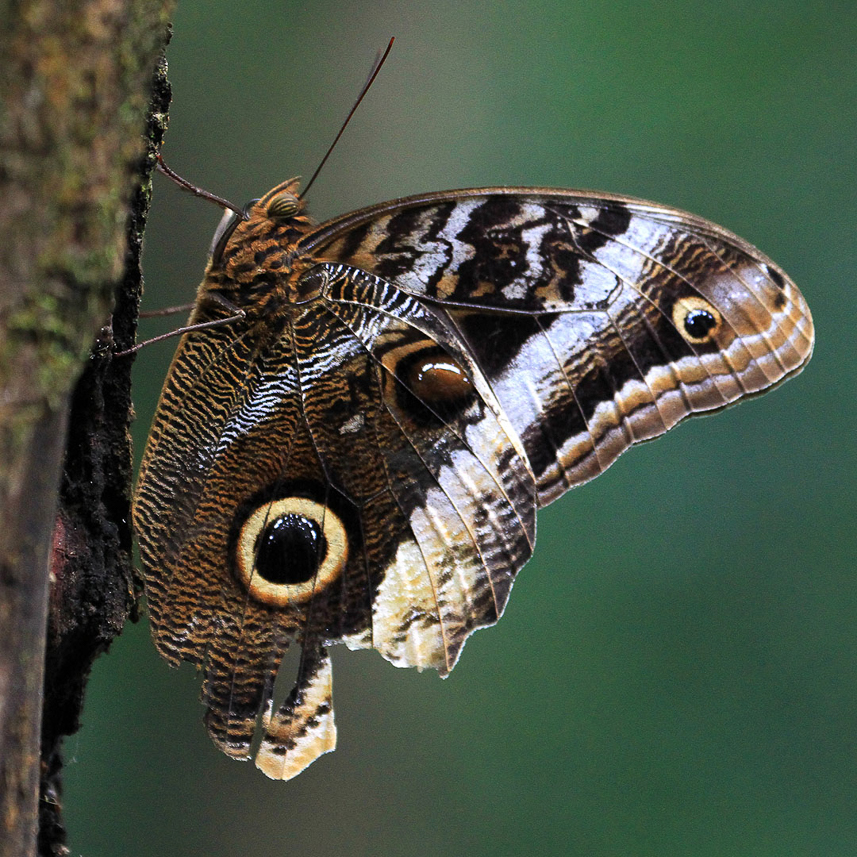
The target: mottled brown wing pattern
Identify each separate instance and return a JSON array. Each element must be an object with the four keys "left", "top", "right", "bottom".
[{"left": 133, "top": 183, "right": 813, "bottom": 781}]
